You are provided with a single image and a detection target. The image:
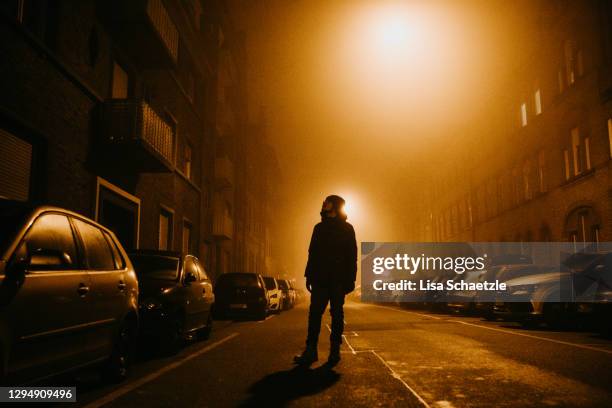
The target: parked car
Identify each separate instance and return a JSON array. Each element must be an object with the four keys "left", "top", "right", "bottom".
[
  {"left": 278, "top": 279, "right": 296, "bottom": 310},
  {"left": 129, "top": 250, "right": 214, "bottom": 351},
  {"left": 493, "top": 252, "right": 612, "bottom": 327},
  {"left": 475, "top": 264, "right": 556, "bottom": 318},
  {"left": 446, "top": 270, "right": 487, "bottom": 314},
  {"left": 214, "top": 273, "right": 268, "bottom": 319},
  {"left": 0, "top": 200, "right": 138, "bottom": 385},
  {"left": 262, "top": 276, "right": 282, "bottom": 314}
]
